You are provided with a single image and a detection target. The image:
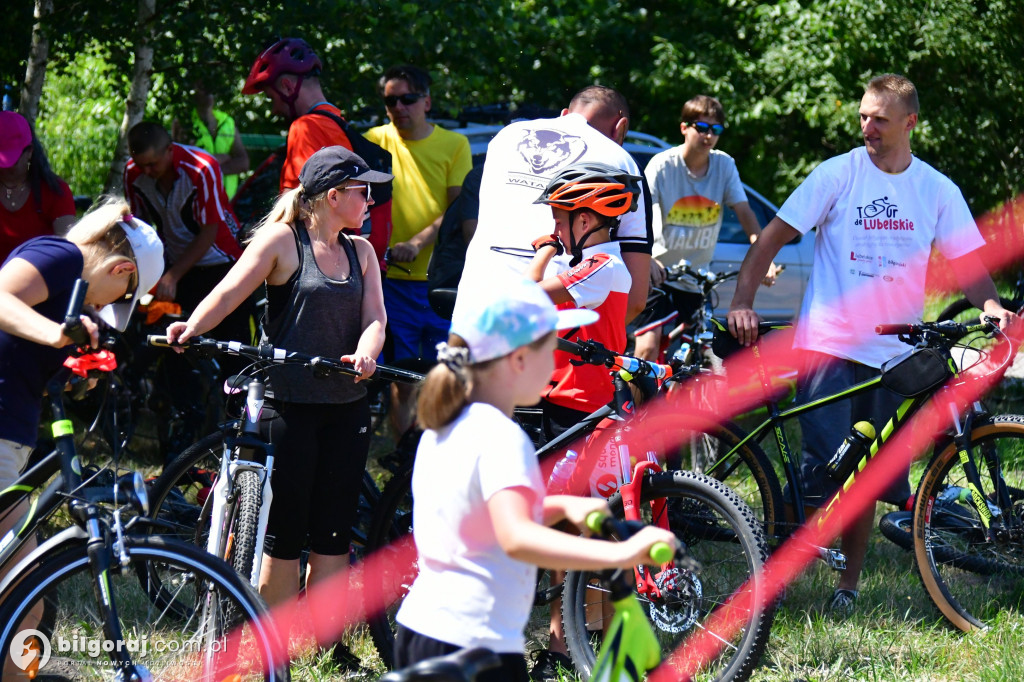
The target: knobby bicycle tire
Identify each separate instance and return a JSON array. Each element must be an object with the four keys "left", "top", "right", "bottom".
[
  {"left": 229, "top": 470, "right": 263, "bottom": 584},
  {"left": 912, "top": 414, "right": 1024, "bottom": 631},
  {"left": 672, "top": 413, "right": 785, "bottom": 543},
  {"left": 0, "top": 534, "right": 290, "bottom": 680},
  {"left": 878, "top": 511, "right": 913, "bottom": 551},
  {"left": 561, "top": 470, "right": 774, "bottom": 682}
]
